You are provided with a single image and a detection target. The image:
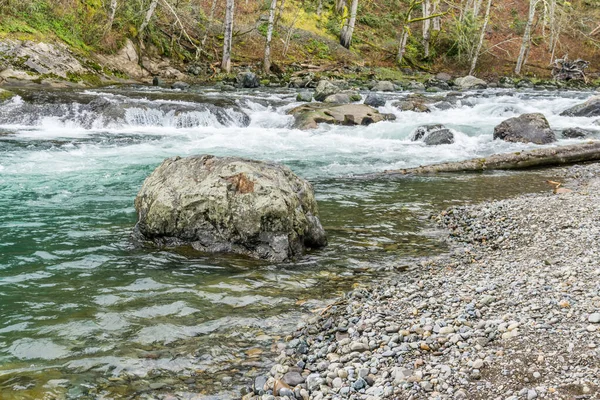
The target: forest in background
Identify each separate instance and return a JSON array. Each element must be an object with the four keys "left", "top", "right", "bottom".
[{"left": 0, "top": 0, "right": 599, "bottom": 80}]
